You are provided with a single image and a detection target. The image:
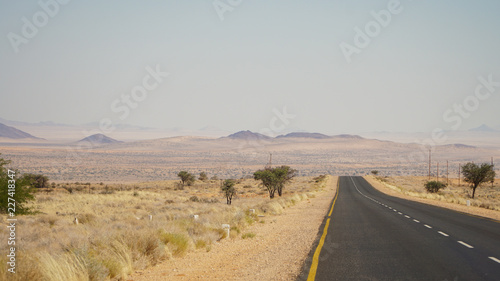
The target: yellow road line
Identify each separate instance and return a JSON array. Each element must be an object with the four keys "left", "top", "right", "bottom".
[
  {"left": 328, "top": 179, "right": 340, "bottom": 217},
  {"left": 308, "top": 179, "right": 340, "bottom": 281}
]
